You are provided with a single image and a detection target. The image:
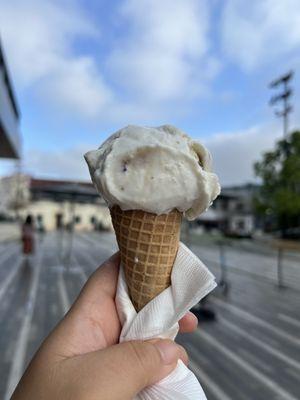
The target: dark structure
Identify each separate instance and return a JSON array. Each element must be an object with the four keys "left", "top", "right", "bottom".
[
  {"left": 269, "top": 71, "right": 293, "bottom": 138},
  {"left": 0, "top": 39, "right": 21, "bottom": 159},
  {"left": 30, "top": 178, "right": 100, "bottom": 204}
]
